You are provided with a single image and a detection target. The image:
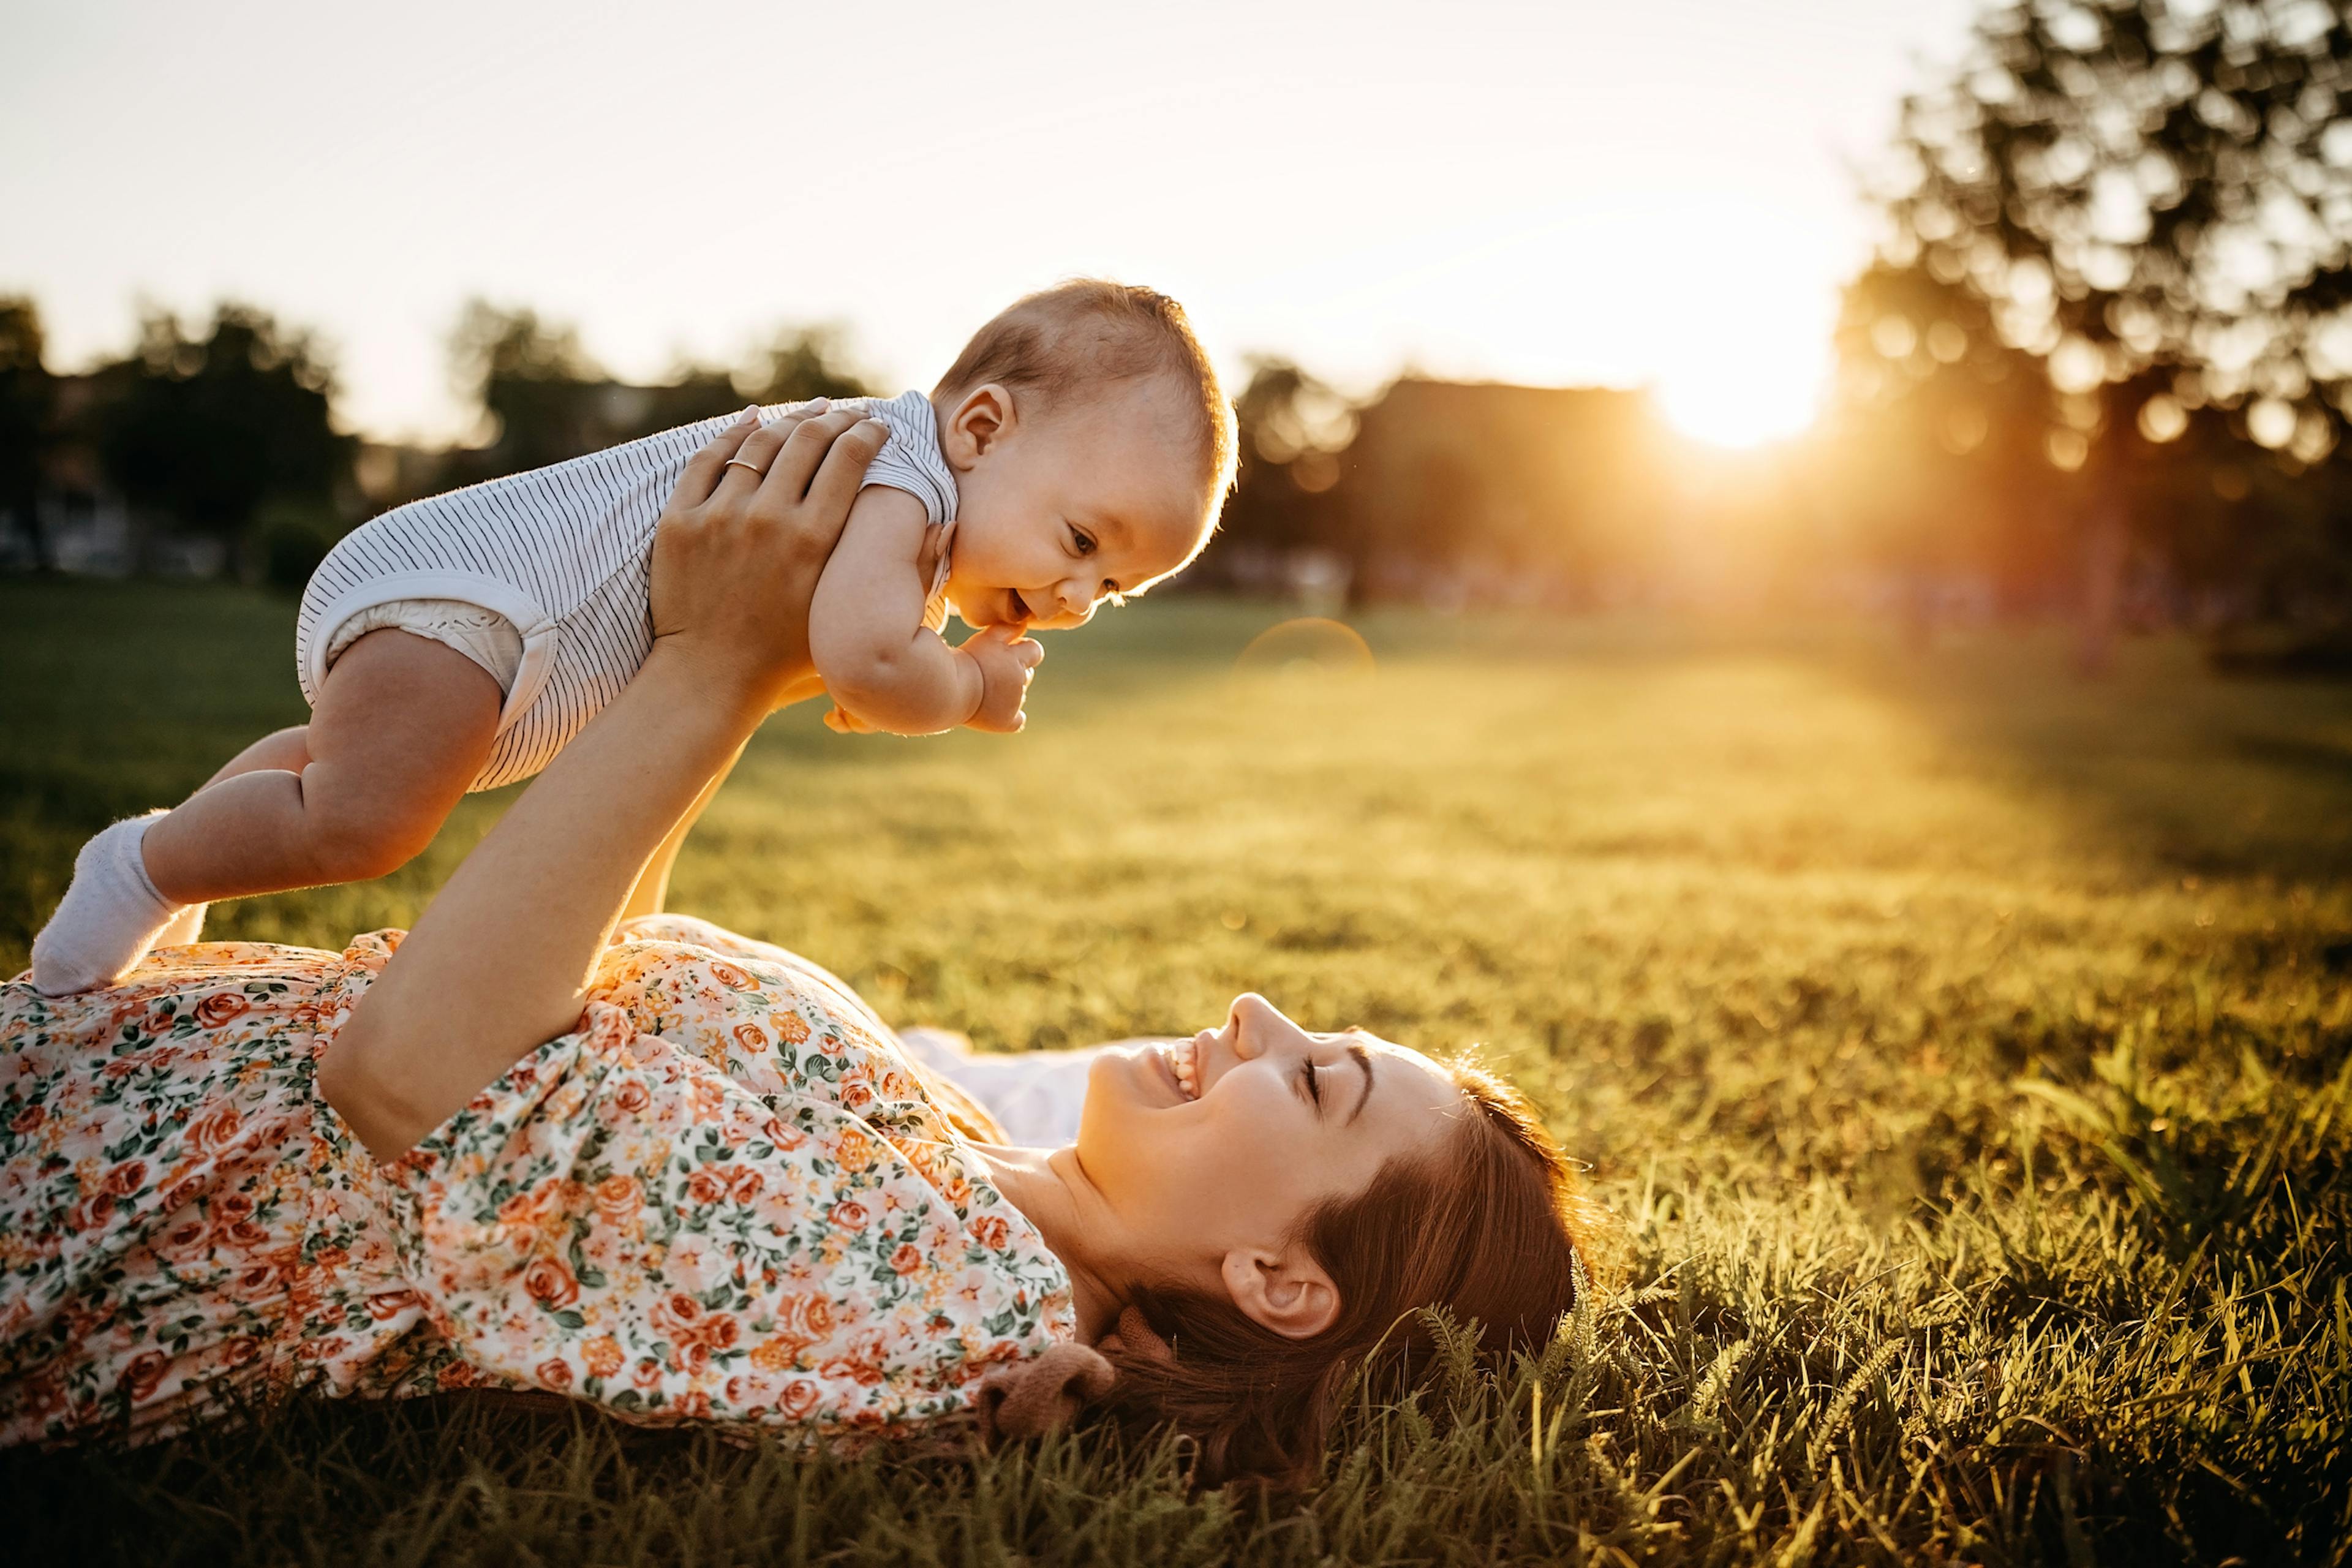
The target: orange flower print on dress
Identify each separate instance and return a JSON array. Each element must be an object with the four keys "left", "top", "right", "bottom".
[
  {"left": 592, "top": 1174, "right": 642, "bottom": 1225},
  {"left": 521, "top": 1257, "right": 579, "bottom": 1309},
  {"left": 192, "top": 992, "right": 249, "bottom": 1028},
  {"left": 1, "top": 917, "right": 1072, "bottom": 1449},
  {"left": 183, "top": 1103, "right": 243, "bottom": 1159}
]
